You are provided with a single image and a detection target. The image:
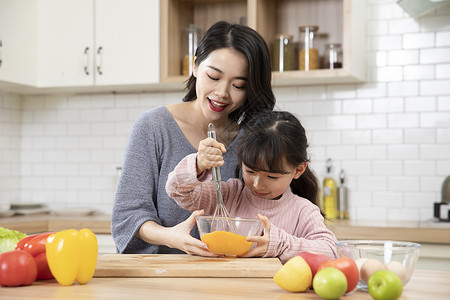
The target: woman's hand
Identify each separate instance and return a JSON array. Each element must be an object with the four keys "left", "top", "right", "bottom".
[
  {"left": 165, "top": 210, "right": 220, "bottom": 257},
  {"left": 239, "top": 214, "right": 271, "bottom": 258},
  {"left": 196, "top": 138, "right": 226, "bottom": 174}
]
